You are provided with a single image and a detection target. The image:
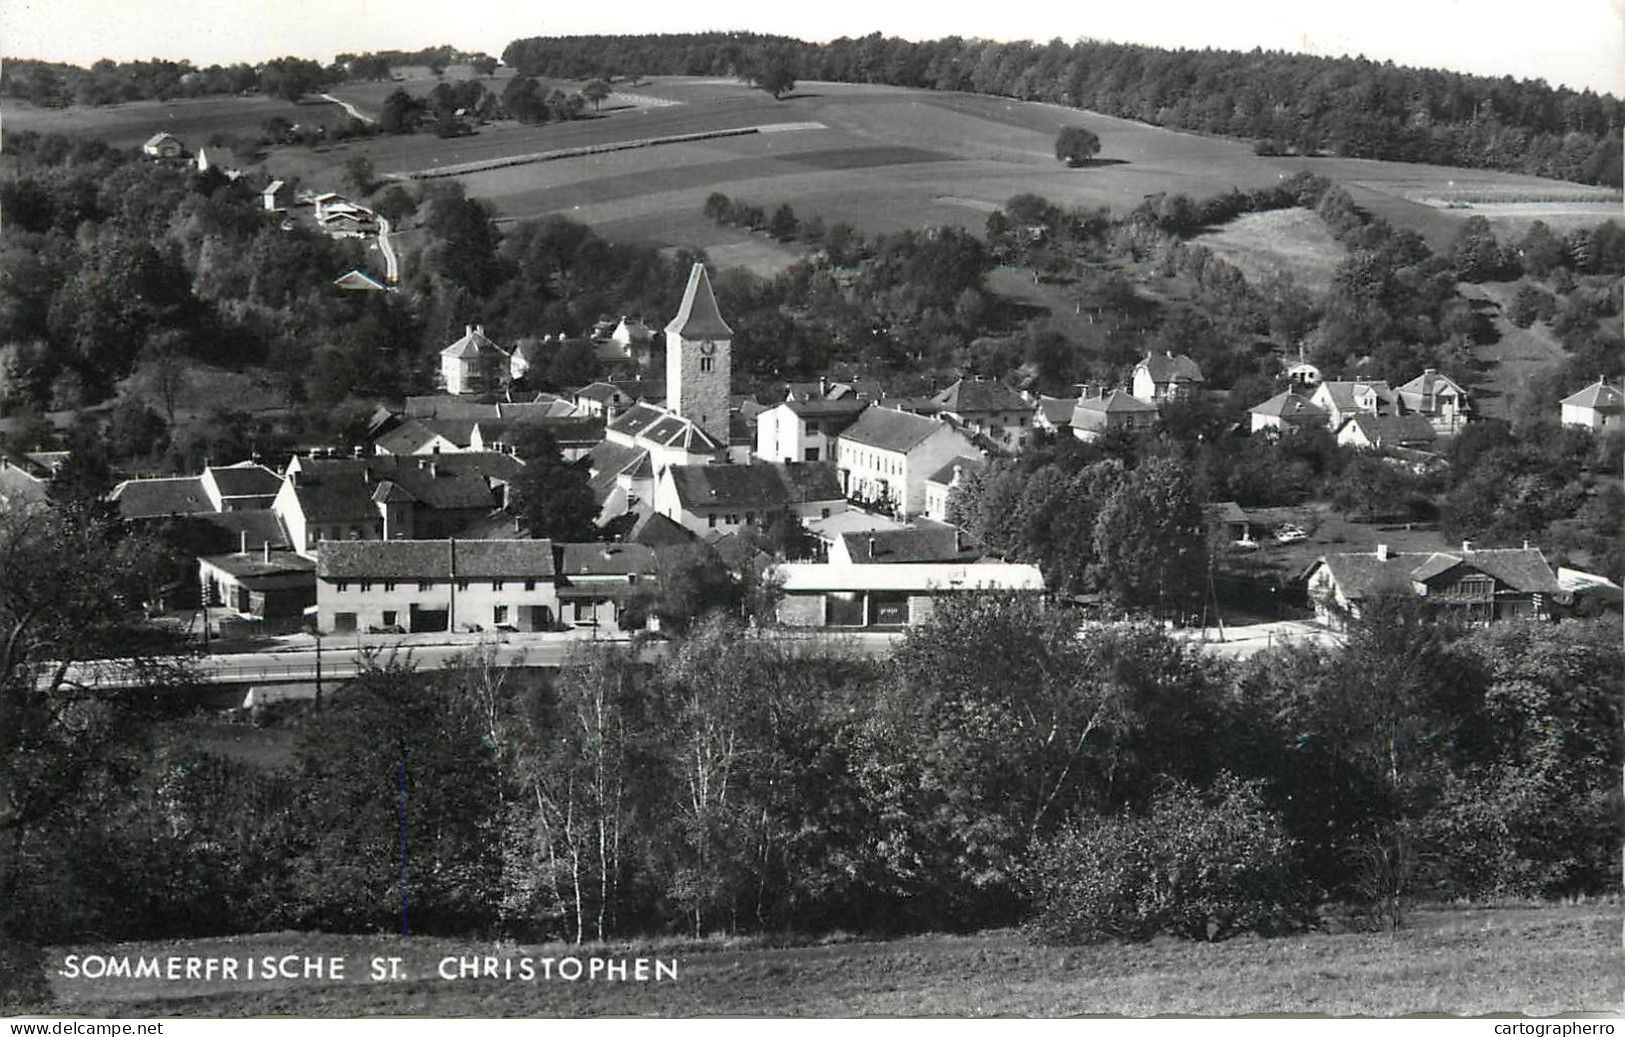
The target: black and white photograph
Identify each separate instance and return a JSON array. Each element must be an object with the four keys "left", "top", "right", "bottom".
[{"left": 0, "top": 0, "right": 1620, "bottom": 1023}]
